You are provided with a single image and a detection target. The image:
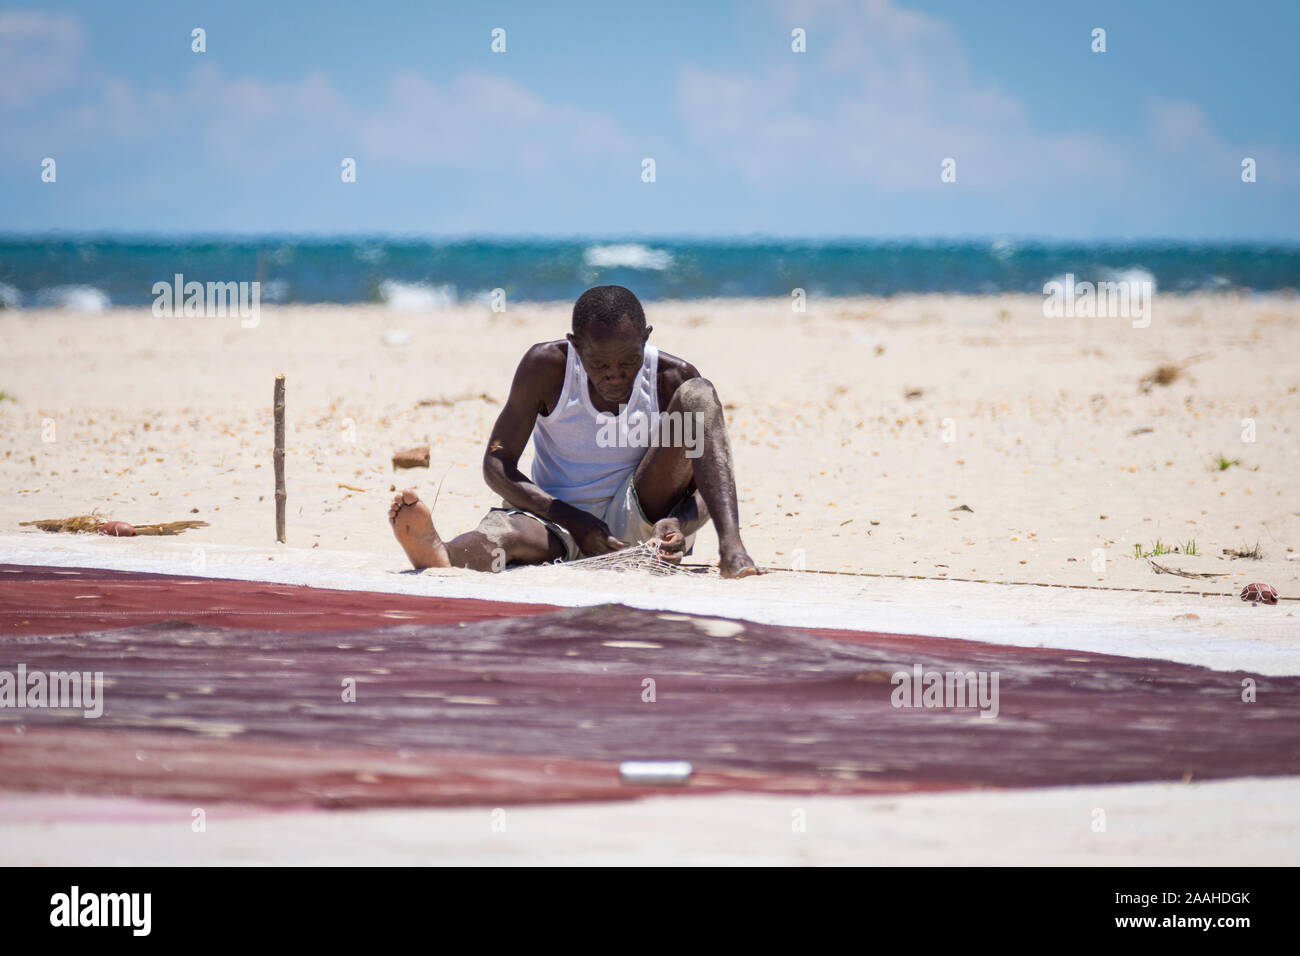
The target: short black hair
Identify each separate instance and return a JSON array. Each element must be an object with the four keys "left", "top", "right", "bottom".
[{"left": 572, "top": 285, "right": 646, "bottom": 340}]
